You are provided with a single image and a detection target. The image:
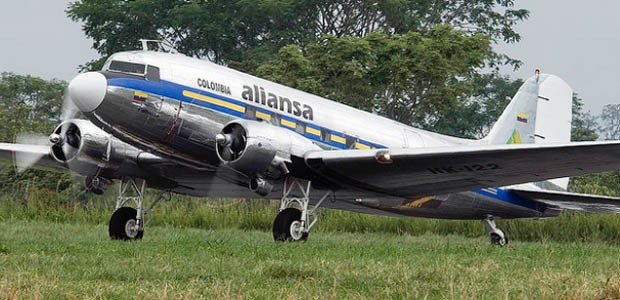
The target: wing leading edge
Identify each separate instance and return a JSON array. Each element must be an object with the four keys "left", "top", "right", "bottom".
[{"left": 304, "top": 141, "right": 620, "bottom": 199}]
